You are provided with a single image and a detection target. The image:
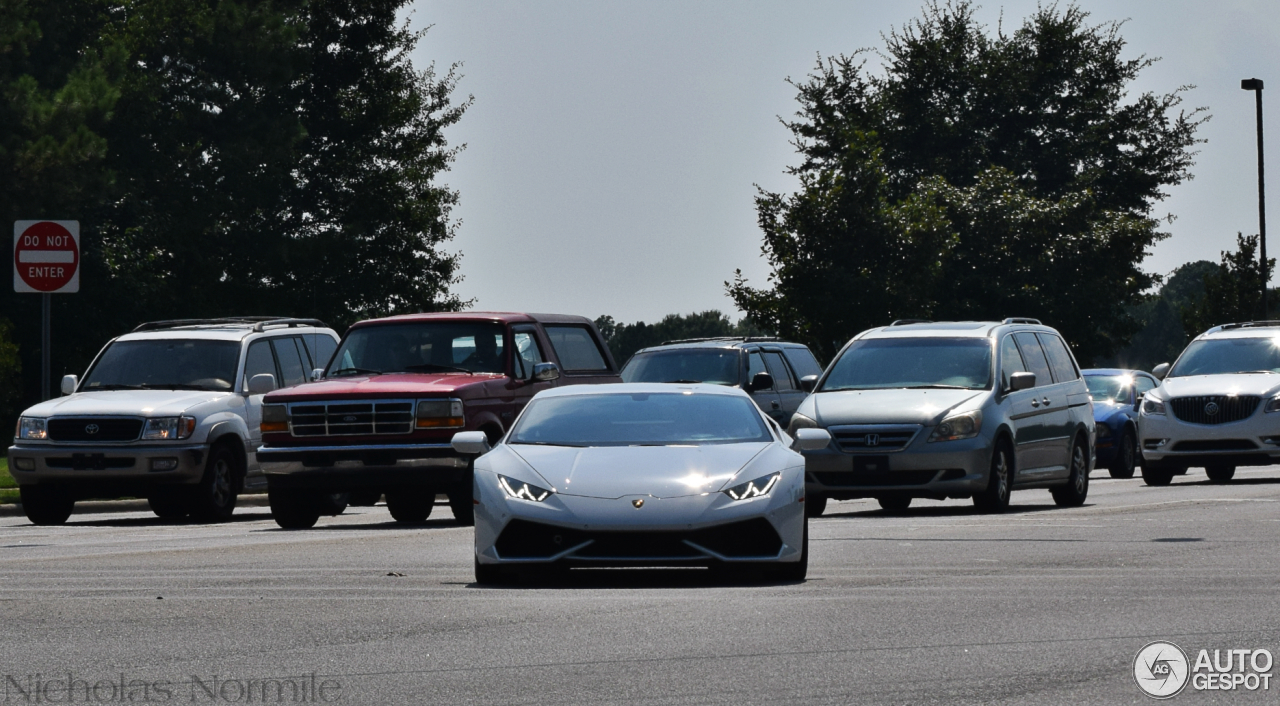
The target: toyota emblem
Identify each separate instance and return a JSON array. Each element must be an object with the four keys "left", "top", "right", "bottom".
[
  {"left": 84, "top": 423, "right": 100, "bottom": 435},
  {"left": 865, "top": 433, "right": 880, "bottom": 447},
  {"left": 1204, "top": 402, "right": 1220, "bottom": 416}
]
